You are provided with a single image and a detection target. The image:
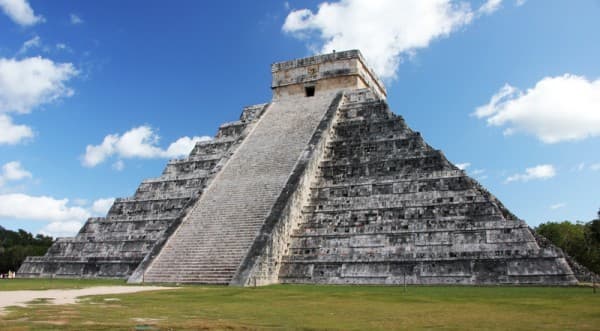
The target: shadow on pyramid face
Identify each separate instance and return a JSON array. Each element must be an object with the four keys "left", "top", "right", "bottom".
[{"left": 18, "top": 50, "right": 577, "bottom": 286}]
